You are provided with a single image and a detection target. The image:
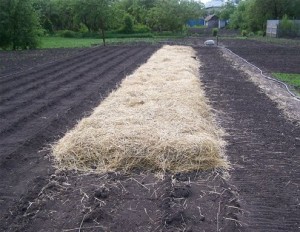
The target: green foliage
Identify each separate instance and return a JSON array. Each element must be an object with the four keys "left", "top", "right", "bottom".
[
  {"left": 43, "top": 18, "right": 54, "bottom": 34},
  {"left": 229, "top": 0, "right": 250, "bottom": 30},
  {"left": 212, "top": 28, "right": 218, "bottom": 37},
  {"left": 280, "top": 15, "right": 293, "bottom": 31},
  {"left": 229, "top": 0, "right": 300, "bottom": 33},
  {"left": 219, "top": 1, "right": 236, "bottom": 20},
  {"left": 0, "top": 0, "right": 41, "bottom": 50},
  {"left": 248, "top": 31, "right": 255, "bottom": 37},
  {"left": 150, "top": 0, "right": 203, "bottom": 32},
  {"left": 32, "top": 0, "right": 206, "bottom": 37},
  {"left": 256, "top": 30, "right": 265, "bottom": 36},
  {"left": 121, "top": 14, "right": 134, "bottom": 33},
  {"left": 59, "top": 30, "right": 78, "bottom": 38},
  {"left": 134, "top": 24, "right": 151, "bottom": 33}
]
